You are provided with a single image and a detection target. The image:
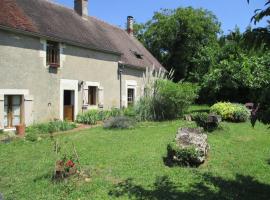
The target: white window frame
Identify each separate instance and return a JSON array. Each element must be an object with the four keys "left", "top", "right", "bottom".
[
  {"left": 125, "top": 80, "right": 137, "bottom": 107},
  {"left": 84, "top": 81, "right": 100, "bottom": 110},
  {"left": 60, "top": 79, "right": 78, "bottom": 121},
  {"left": 40, "top": 39, "right": 66, "bottom": 68}
]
